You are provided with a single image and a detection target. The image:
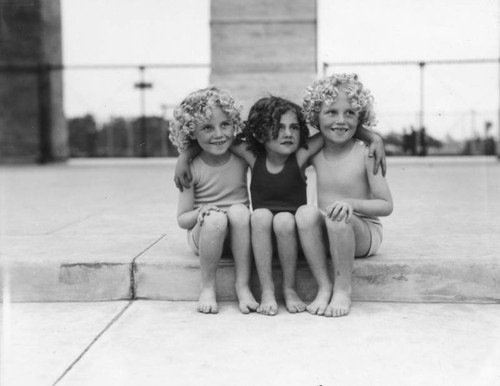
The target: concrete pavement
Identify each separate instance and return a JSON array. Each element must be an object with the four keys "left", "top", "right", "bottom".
[{"left": 1, "top": 300, "right": 500, "bottom": 386}]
